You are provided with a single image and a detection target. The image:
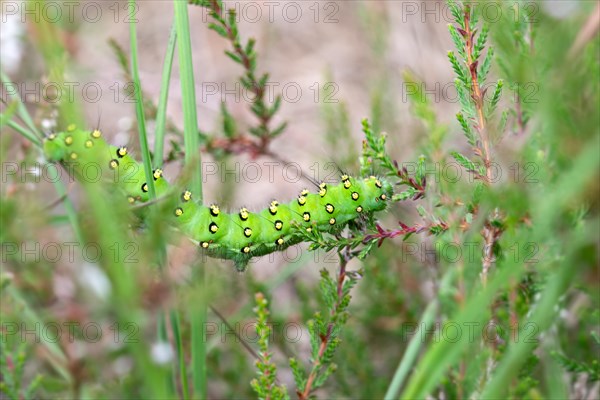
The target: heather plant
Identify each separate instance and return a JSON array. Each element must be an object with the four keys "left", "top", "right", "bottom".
[{"left": 1, "top": 0, "right": 598, "bottom": 399}]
